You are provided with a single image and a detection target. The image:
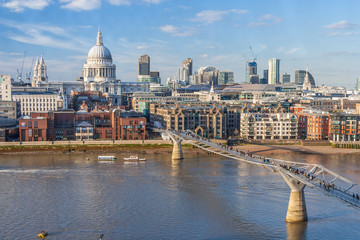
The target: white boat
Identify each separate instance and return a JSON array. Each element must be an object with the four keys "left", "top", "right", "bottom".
[
  {"left": 124, "top": 155, "right": 146, "bottom": 161},
  {"left": 98, "top": 156, "right": 116, "bottom": 161}
]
